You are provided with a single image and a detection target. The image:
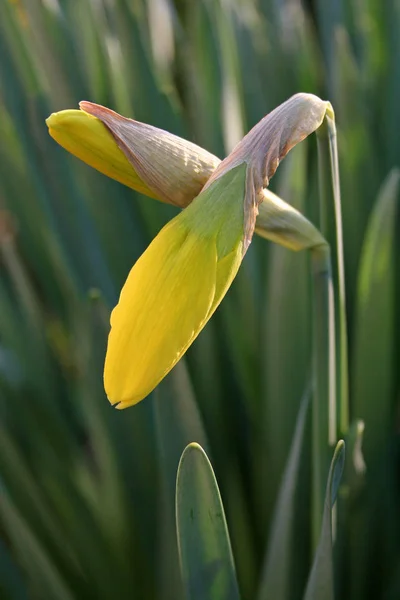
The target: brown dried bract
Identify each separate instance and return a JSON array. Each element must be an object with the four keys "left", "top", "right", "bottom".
[
  {"left": 205, "top": 93, "right": 328, "bottom": 252},
  {"left": 80, "top": 102, "right": 220, "bottom": 208}
]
